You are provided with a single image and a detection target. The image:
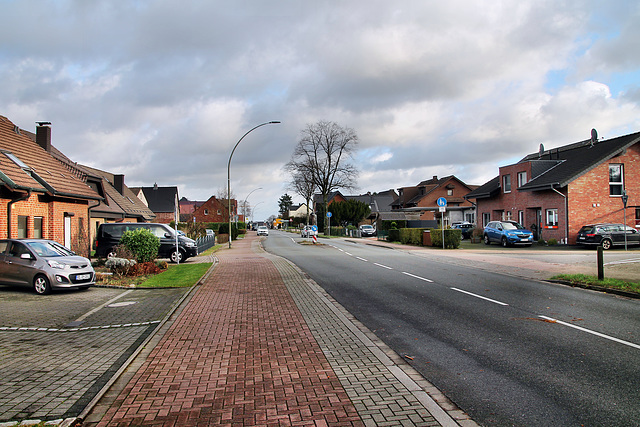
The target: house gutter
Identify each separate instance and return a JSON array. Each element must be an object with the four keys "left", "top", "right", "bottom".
[
  {"left": 7, "top": 190, "right": 32, "bottom": 238},
  {"left": 550, "top": 185, "right": 568, "bottom": 245}
]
